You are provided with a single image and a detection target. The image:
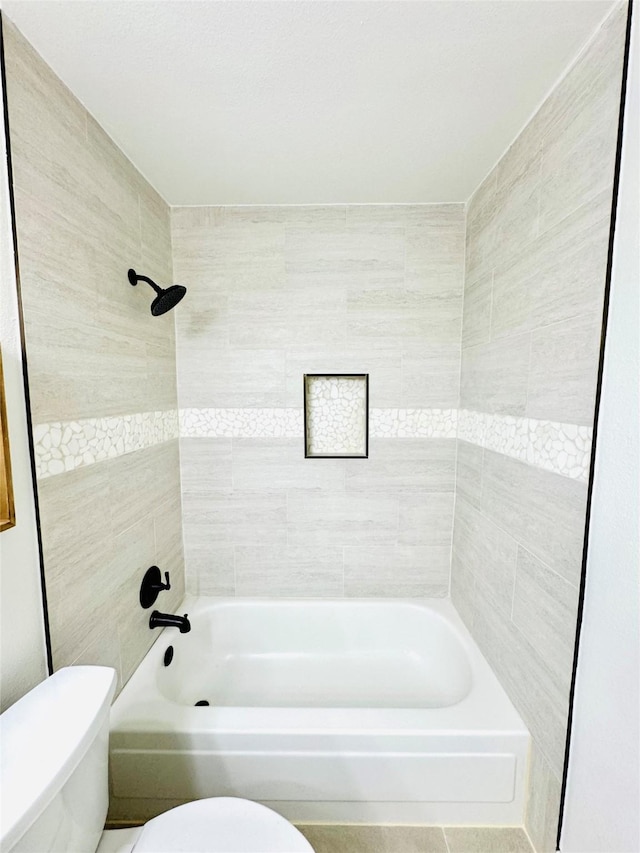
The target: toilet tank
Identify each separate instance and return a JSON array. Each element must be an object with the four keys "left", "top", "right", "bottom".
[{"left": 0, "top": 666, "right": 117, "bottom": 853}]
